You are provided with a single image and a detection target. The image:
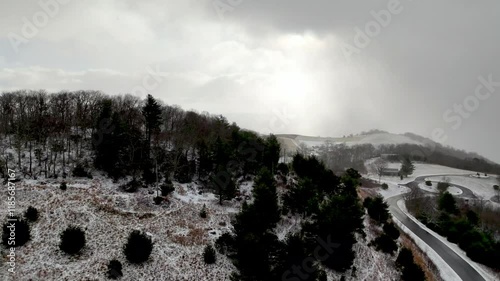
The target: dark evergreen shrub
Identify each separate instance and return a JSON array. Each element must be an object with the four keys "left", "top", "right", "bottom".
[
  {"left": 277, "top": 163, "right": 289, "bottom": 175},
  {"left": 396, "top": 248, "right": 414, "bottom": 268},
  {"left": 59, "top": 226, "right": 85, "bottom": 255},
  {"left": 160, "top": 181, "right": 175, "bottom": 196},
  {"left": 107, "top": 259, "right": 123, "bottom": 279},
  {"left": 373, "top": 234, "right": 397, "bottom": 254},
  {"left": 60, "top": 182, "right": 67, "bottom": 191},
  {"left": 425, "top": 180, "right": 432, "bottom": 186},
  {"left": 72, "top": 164, "right": 90, "bottom": 178},
  {"left": 200, "top": 204, "right": 207, "bottom": 218},
  {"left": 215, "top": 233, "right": 234, "bottom": 255},
  {"left": 203, "top": 244, "right": 216, "bottom": 264},
  {"left": 153, "top": 196, "right": 163, "bottom": 205},
  {"left": 381, "top": 183, "right": 388, "bottom": 190},
  {"left": 121, "top": 179, "right": 141, "bottom": 193},
  {"left": 124, "top": 230, "right": 153, "bottom": 264},
  {"left": 2, "top": 217, "right": 30, "bottom": 247},
  {"left": 383, "top": 222, "right": 400, "bottom": 240},
  {"left": 24, "top": 206, "right": 39, "bottom": 222}
]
